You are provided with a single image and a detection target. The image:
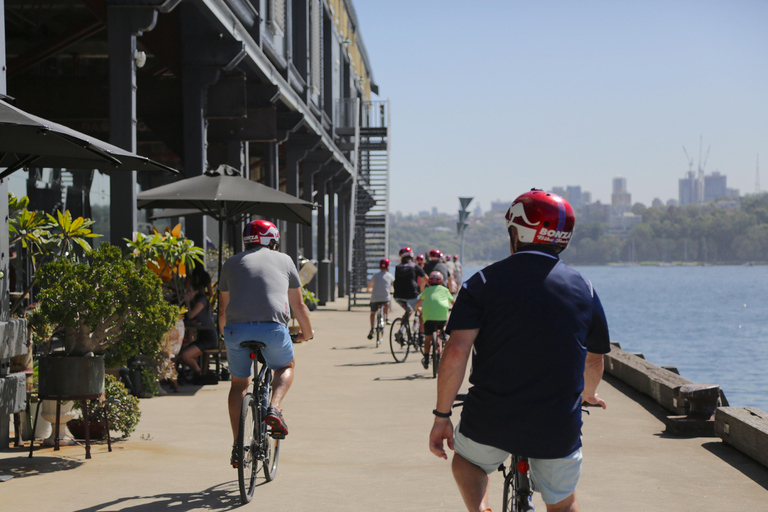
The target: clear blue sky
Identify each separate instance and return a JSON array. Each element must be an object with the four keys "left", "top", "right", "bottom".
[{"left": 354, "top": 0, "right": 768, "bottom": 215}]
